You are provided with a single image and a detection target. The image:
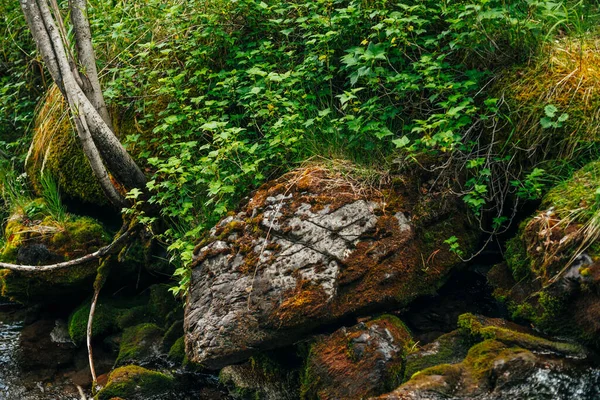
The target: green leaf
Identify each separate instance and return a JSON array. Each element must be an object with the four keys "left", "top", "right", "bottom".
[
  {"left": 540, "top": 117, "right": 553, "bottom": 129},
  {"left": 392, "top": 136, "right": 410, "bottom": 148},
  {"left": 164, "top": 115, "right": 179, "bottom": 125},
  {"left": 246, "top": 67, "right": 268, "bottom": 76},
  {"left": 544, "top": 104, "right": 558, "bottom": 118}
]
